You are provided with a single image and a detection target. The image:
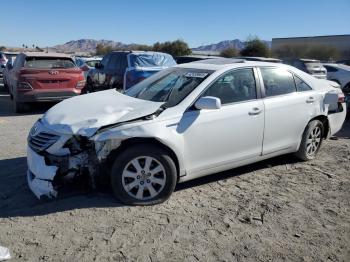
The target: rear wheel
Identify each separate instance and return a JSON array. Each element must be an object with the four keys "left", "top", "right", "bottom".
[
  {"left": 110, "top": 144, "right": 177, "bottom": 205},
  {"left": 295, "top": 120, "right": 324, "bottom": 161}
]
